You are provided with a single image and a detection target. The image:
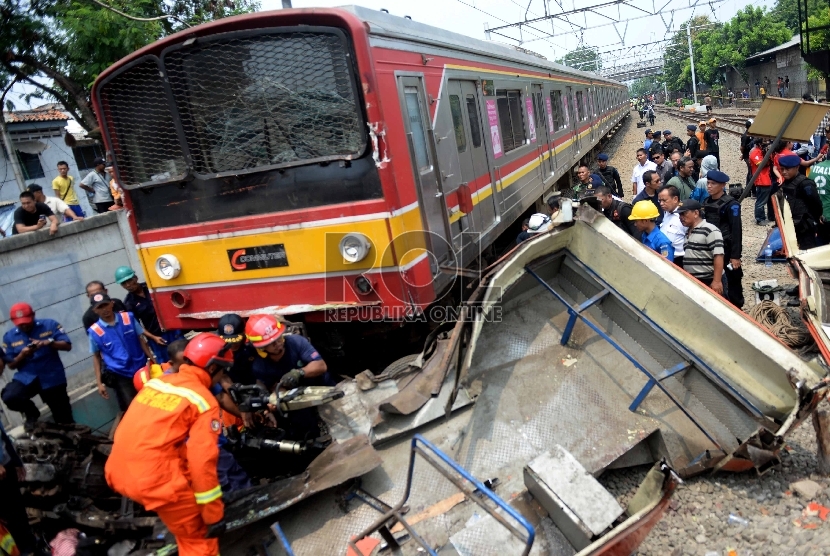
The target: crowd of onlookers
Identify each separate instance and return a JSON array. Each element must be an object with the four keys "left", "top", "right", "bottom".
[{"left": 1, "top": 158, "right": 124, "bottom": 238}]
